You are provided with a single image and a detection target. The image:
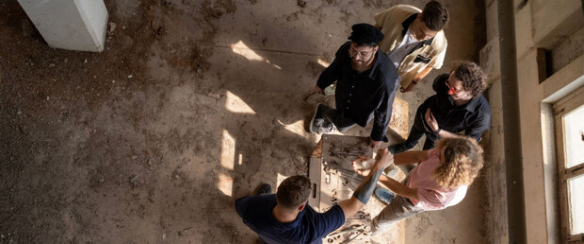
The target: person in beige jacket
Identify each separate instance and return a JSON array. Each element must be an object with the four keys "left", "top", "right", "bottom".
[{"left": 374, "top": 1, "right": 448, "bottom": 93}]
